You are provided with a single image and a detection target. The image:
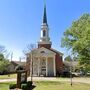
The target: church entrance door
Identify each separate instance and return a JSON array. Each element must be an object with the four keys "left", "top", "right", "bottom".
[{"left": 40, "top": 58, "right": 46, "bottom": 76}]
